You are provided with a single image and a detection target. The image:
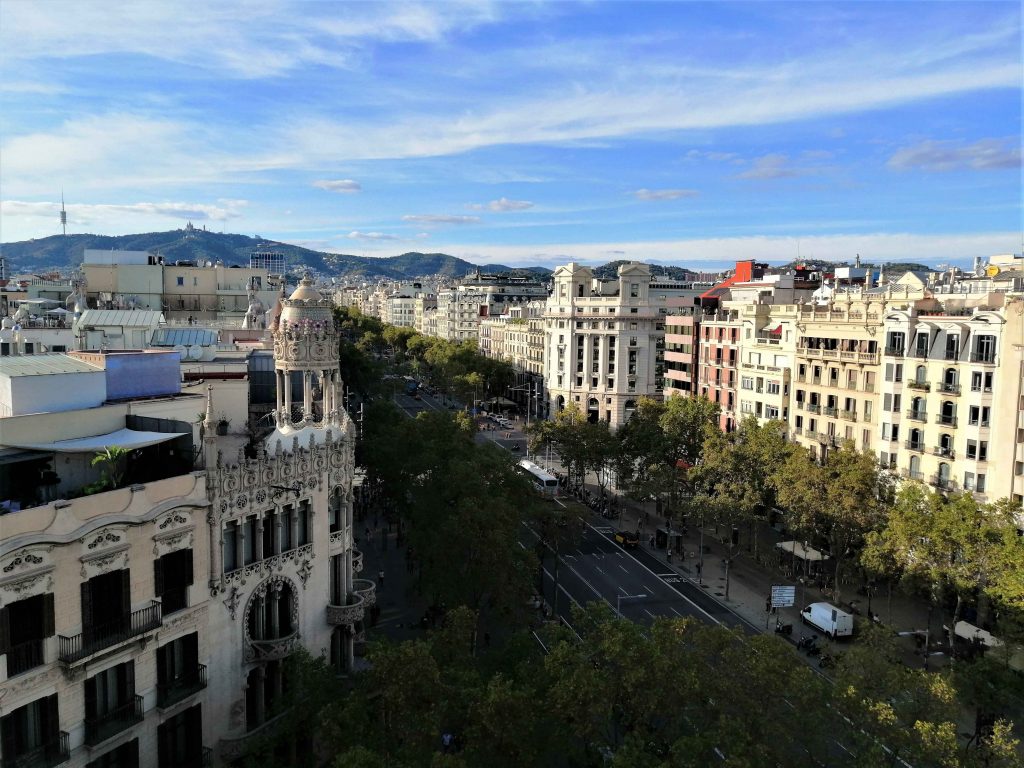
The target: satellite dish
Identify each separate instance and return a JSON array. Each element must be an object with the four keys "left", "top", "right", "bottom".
[{"left": 187, "top": 345, "right": 203, "bottom": 361}]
